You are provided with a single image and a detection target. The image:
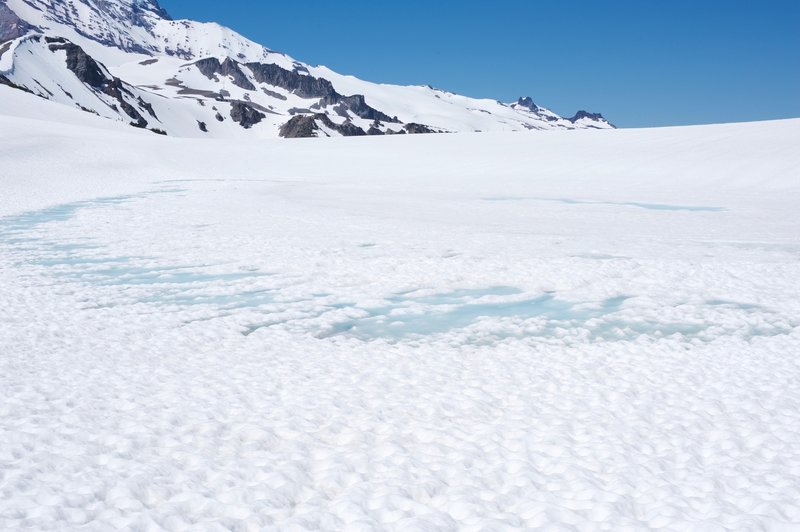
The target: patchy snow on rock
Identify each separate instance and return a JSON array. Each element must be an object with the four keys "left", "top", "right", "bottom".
[{"left": 0, "top": 0, "right": 613, "bottom": 138}]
